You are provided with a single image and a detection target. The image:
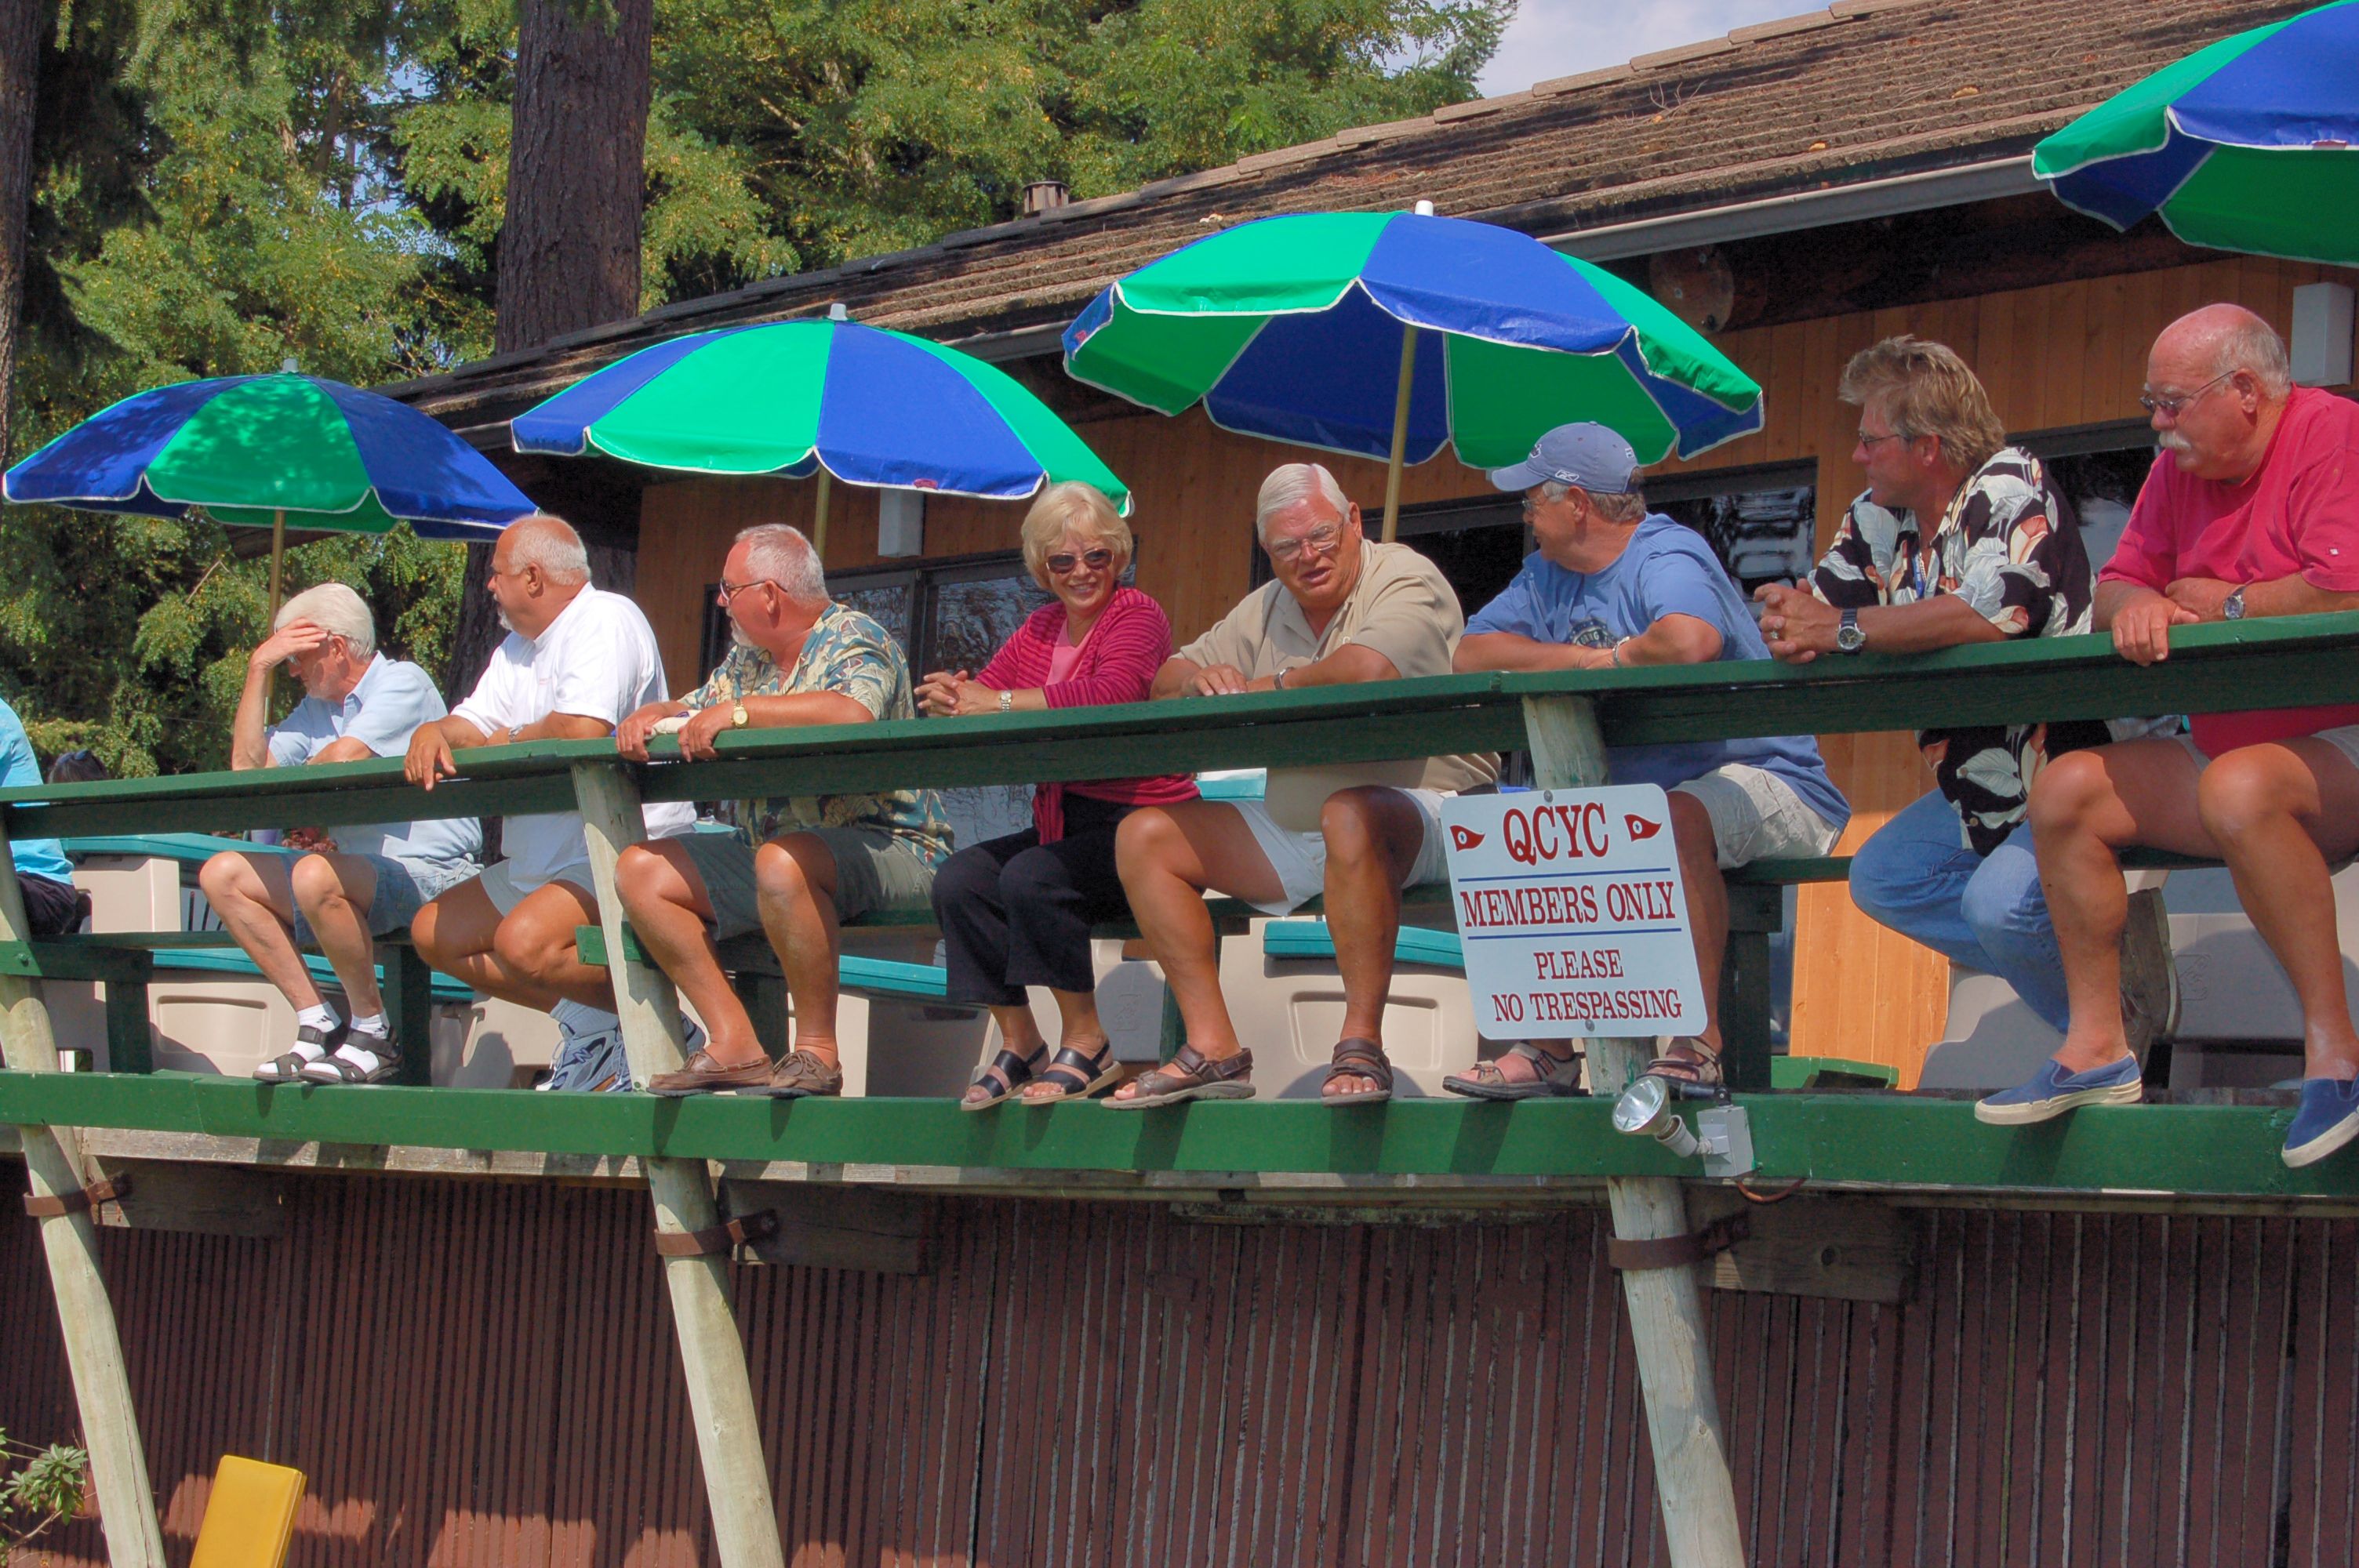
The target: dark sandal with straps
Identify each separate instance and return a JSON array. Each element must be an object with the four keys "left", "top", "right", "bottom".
[
  {"left": 1444, "top": 1040, "right": 1584, "bottom": 1101},
  {"left": 1105, "top": 1044, "right": 1255, "bottom": 1110},
  {"left": 1020, "top": 1041, "right": 1121, "bottom": 1104},
  {"left": 1645, "top": 1039, "right": 1726, "bottom": 1101},
  {"left": 962, "top": 1045, "right": 1045, "bottom": 1111},
  {"left": 1321, "top": 1036, "right": 1394, "bottom": 1105}
]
